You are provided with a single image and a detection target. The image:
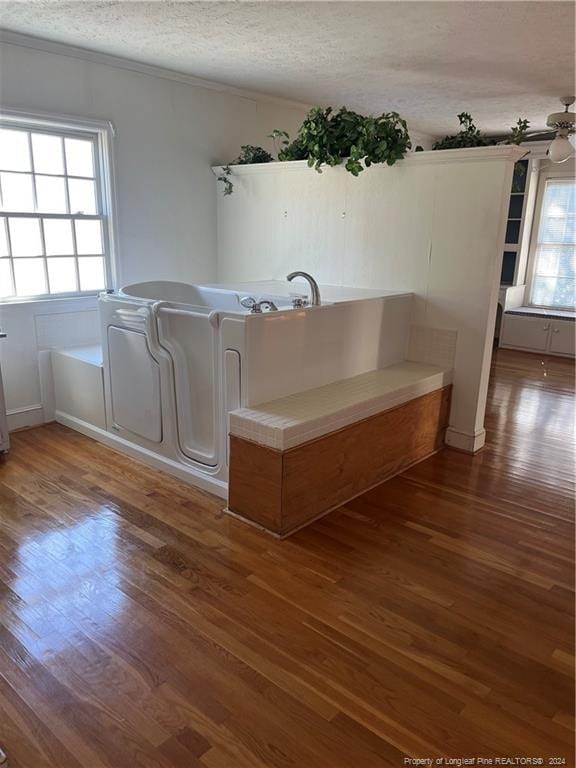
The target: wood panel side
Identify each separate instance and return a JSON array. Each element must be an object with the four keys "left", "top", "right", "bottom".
[
  {"left": 228, "top": 434, "right": 283, "bottom": 530},
  {"left": 280, "top": 386, "right": 451, "bottom": 535}
]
